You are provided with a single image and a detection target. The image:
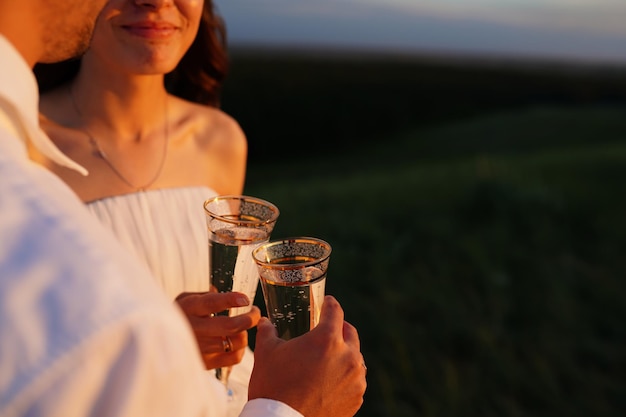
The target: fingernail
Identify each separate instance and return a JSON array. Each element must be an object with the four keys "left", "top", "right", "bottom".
[{"left": 236, "top": 296, "right": 249, "bottom": 306}]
